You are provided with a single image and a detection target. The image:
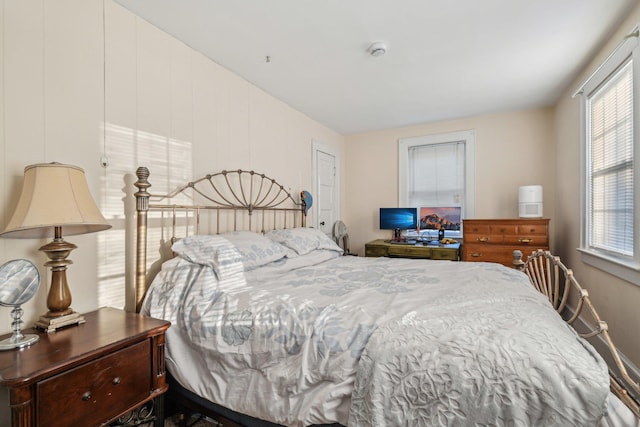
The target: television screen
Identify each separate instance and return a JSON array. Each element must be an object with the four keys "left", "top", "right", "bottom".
[
  {"left": 379, "top": 207, "right": 418, "bottom": 230},
  {"left": 419, "top": 207, "right": 462, "bottom": 231}
]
